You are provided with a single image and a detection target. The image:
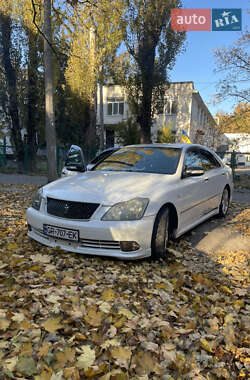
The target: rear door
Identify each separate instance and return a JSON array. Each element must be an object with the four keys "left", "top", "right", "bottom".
[
  {"left": 178, "top": 148, "right": 209, "bottom": 228},
  {"left": 198, "top": 148, "right": 223, "bottom": 213}
]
